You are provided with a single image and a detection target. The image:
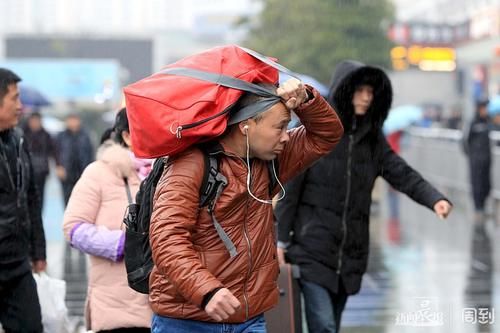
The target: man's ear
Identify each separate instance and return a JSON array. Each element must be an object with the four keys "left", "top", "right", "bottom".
[{"left": 239, "top": 122, "right": 249, "bottom": 136}]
